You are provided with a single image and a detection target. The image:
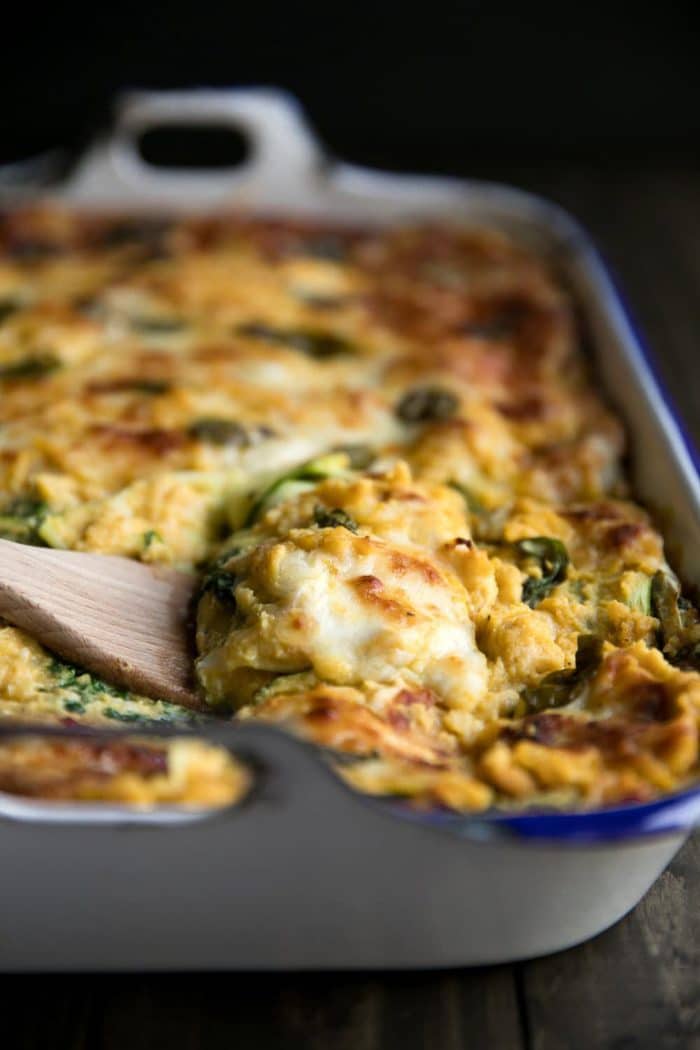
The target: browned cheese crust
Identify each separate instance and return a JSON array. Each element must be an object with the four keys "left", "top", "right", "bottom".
[{"left": 0, "top": 206, "right": 697, "bottom": 810}]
